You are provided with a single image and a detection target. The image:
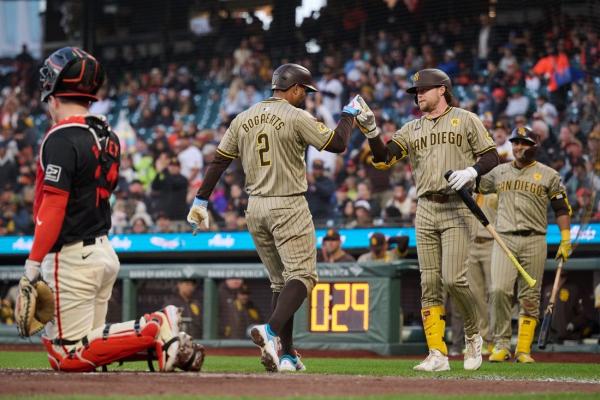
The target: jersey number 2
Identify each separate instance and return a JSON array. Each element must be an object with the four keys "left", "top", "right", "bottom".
[{"left": 257, "top": 132, "right": 271, "bottom": 166}]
